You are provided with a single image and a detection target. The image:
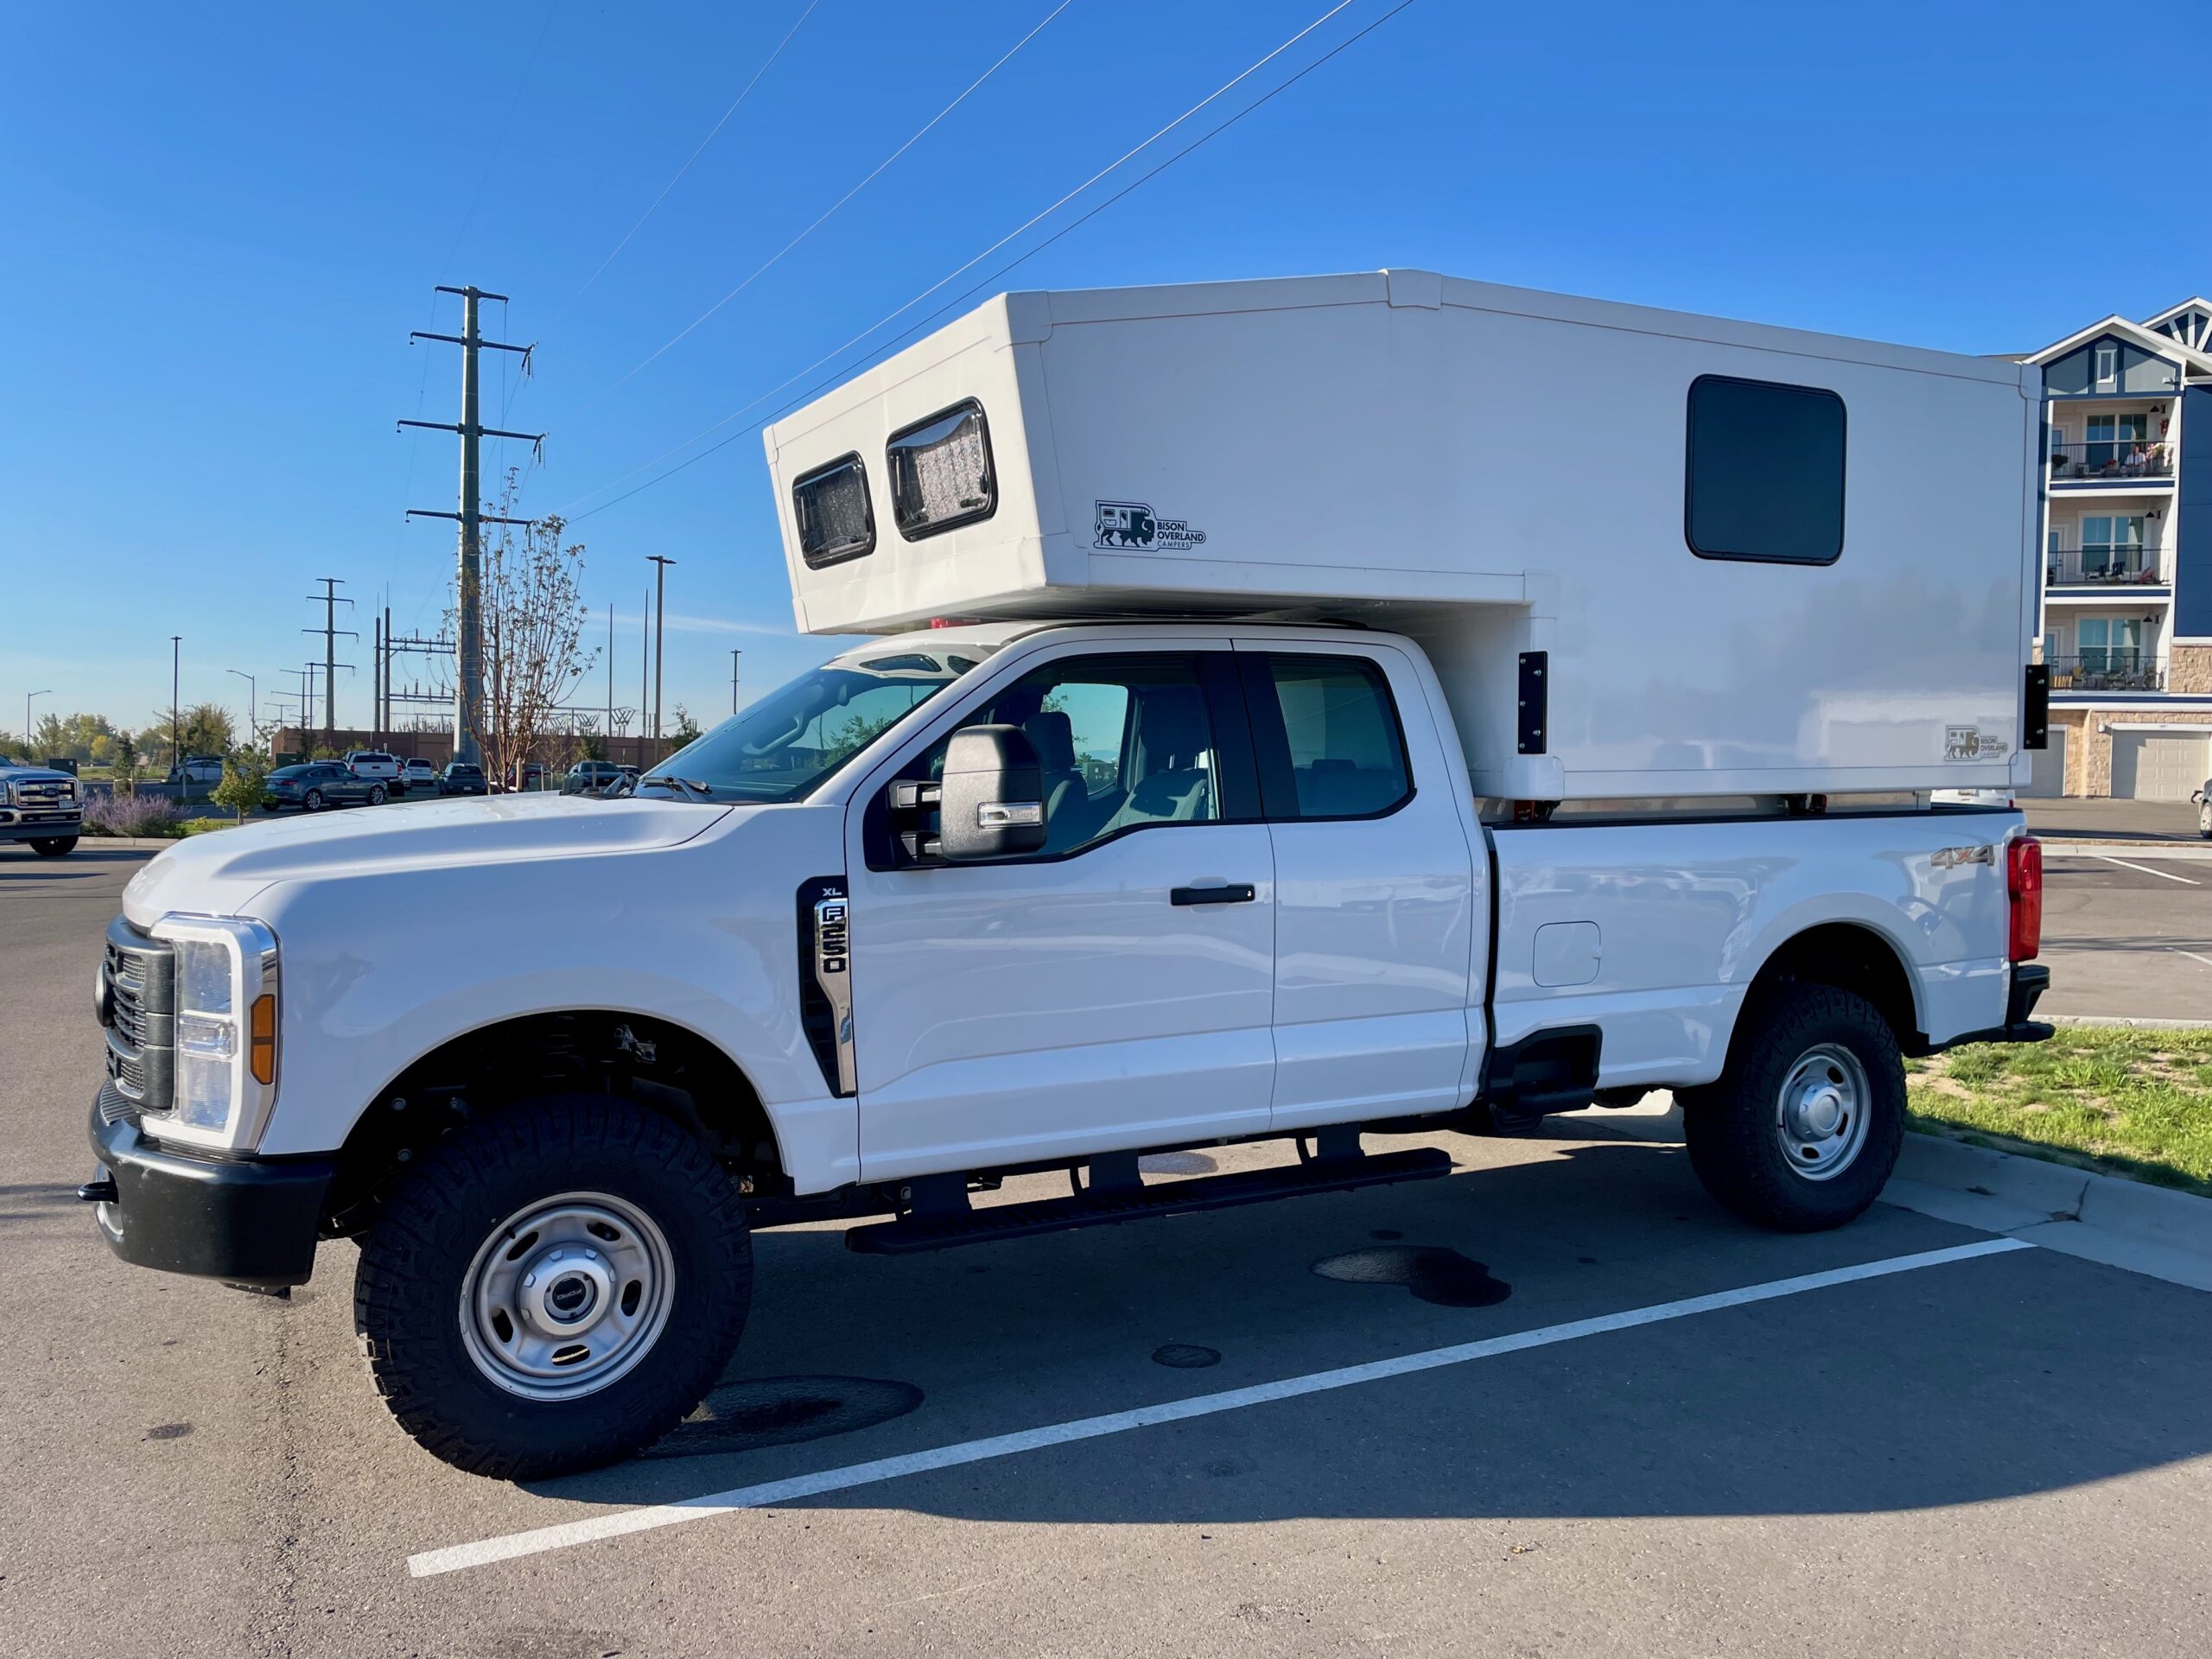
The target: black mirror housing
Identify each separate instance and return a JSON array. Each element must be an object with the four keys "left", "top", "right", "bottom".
[{"left": 938, "top": 725, "right": 1047, "bottom": 861}]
